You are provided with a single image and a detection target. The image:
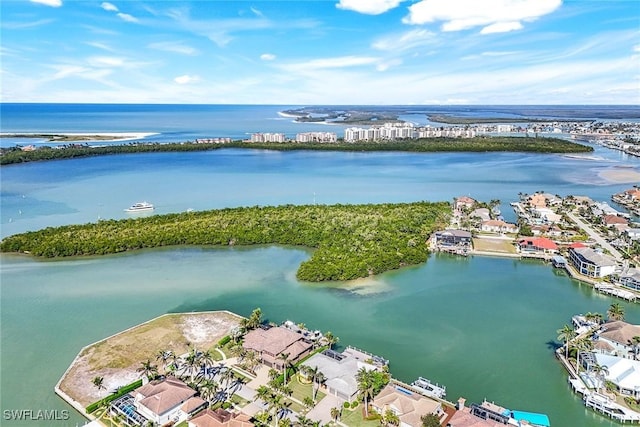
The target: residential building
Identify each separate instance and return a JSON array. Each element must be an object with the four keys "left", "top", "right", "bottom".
[
  {"left": 480, "top": 220, "right": 518, "bottom": 234},
  {"left": 189, "top": 409, "right": 254, "bottom": 427},
  {"left": 371, "top": 383, "right": 443, "bottom": 427},
  {"left": 596, "top": 321, "right": 640, "bottom": 358},
  {"left": 133, "top": 378, "right": 205, "bottom": 425},
  {"left": 243, "top": 326, "right": 312, "bottom": 368},
  {"left": 603, "top": 214, "right": 629, "bottom": 226},
  {"left": 434, "top": 230, "right": 472, "bottom": 247},
  {"left": 250, "top": 133, "right": 286, "bottom": 143},
  {"left": 455, "top": 196, "right": 476, "bottom": 211},
  {"left": 568, "top": 247, "right": 617, "bottom": 278},
  {"left": 626, "top": 229, "right": 640, "bottom": 241},
  {"left": 300, "top": 348, "right": 377, "bottom": 401},
  {"left": 517, "top": 237, "right": 558, "bottom": 254},
  {"left": 295, "top": 132, "right": 337, "bottom": 143},
  {"left": 593, "top": 354, "right": 640, "bottom": 399}
]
